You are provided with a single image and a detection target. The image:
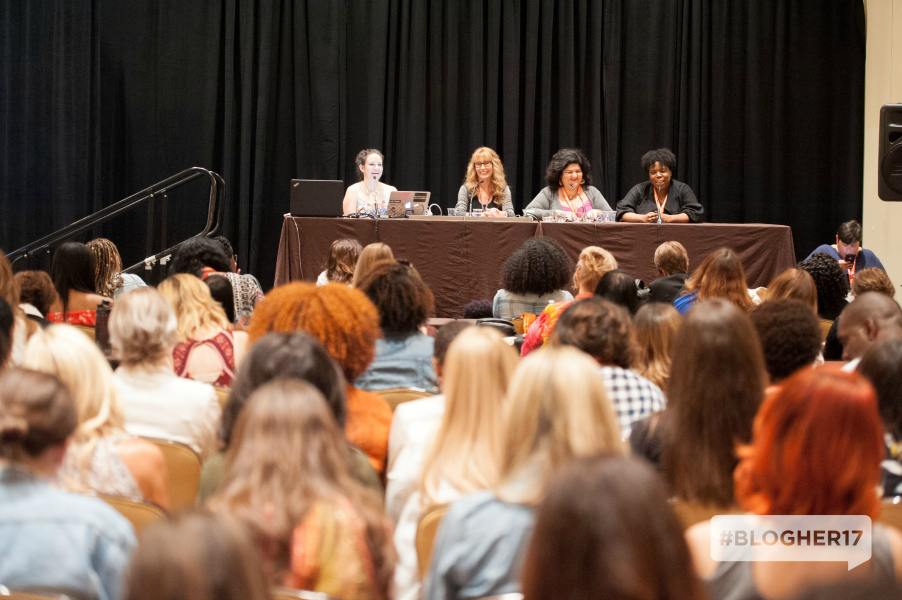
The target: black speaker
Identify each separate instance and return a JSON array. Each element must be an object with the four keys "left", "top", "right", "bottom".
[{"left": 879, "top": 104, "right": 902, "bottom": 202}]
